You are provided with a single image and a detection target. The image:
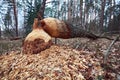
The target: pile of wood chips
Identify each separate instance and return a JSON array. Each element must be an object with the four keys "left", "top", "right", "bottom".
[{"left": 0, "top": 45, "right": 117, "bottom": 80}]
